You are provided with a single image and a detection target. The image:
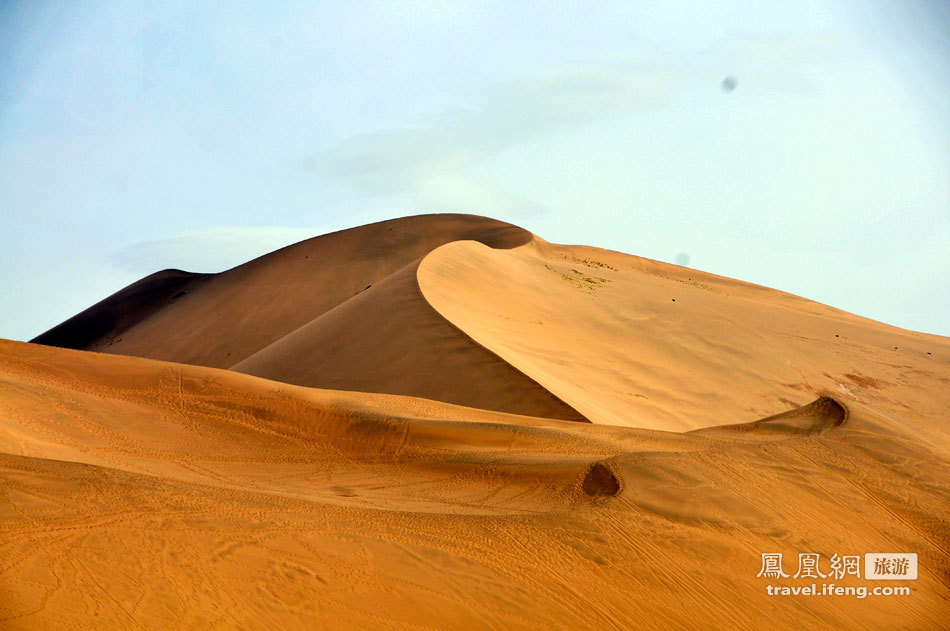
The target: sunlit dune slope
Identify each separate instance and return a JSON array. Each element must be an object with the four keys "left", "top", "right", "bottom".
[
  {"left": 0, "top": 339, "right": 948, "bottom": 630},
  {"left": 32, "top": 214, "right": 949, "bottom": 432},
  {"left": 418, "top": 237, "right": 950, "bottom": 430}
]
